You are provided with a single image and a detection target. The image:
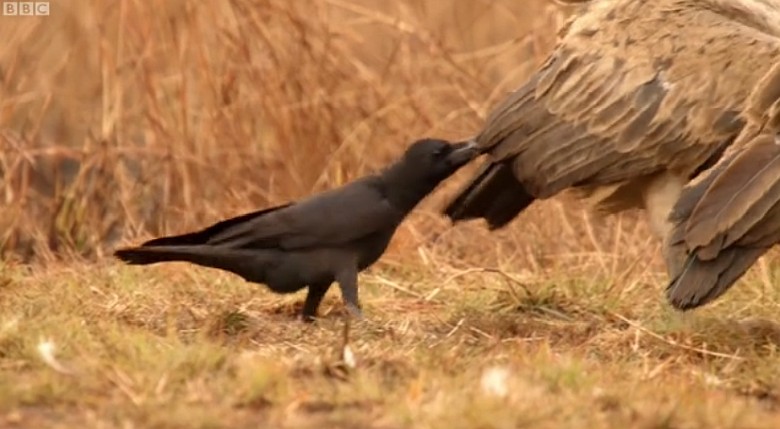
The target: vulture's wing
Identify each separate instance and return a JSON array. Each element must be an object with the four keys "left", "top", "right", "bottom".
[
  {"left": 664, "top": 59, "right": 780, "bottom": 309},
  {"left": 666, "top": 132, "right": 780, "bottom": 309},
  {"left": 478, "top": 0, "right": 780, "bottom": 197}
]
